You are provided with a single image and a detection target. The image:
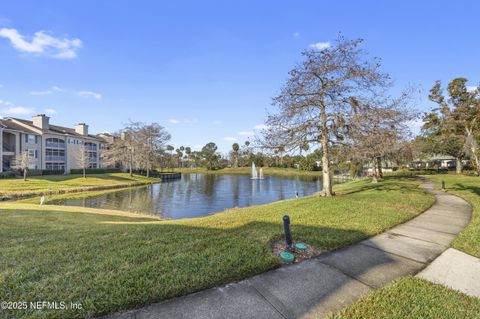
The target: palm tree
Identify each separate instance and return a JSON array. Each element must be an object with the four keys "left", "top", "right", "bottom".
[
  {"left": 232, "top": 143, "right": 239, "bottom": 168},
  {"left": 185, "top": 147, "right": 192, "bottom": 167},
  {"left": 166, "top": 145, "right": 174, "bottom": 171}
]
